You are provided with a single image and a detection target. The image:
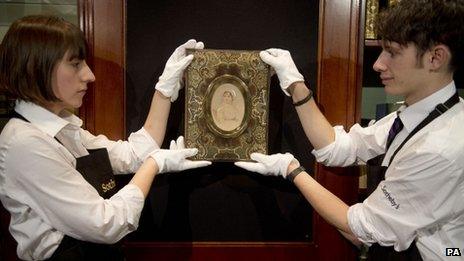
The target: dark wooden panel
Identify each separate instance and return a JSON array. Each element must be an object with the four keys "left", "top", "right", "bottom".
[
  {"left": 125, "top": 0, "right": 318, "bottom": 244},
  {"left": 123, "top": 242, "right": 315, "bottom": 260},
  {"left": 78, "top": 0, "right": 125, "bottom": 140},
  {"left": 314, "top": 0, "right": 361, "bottom": 260}
]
